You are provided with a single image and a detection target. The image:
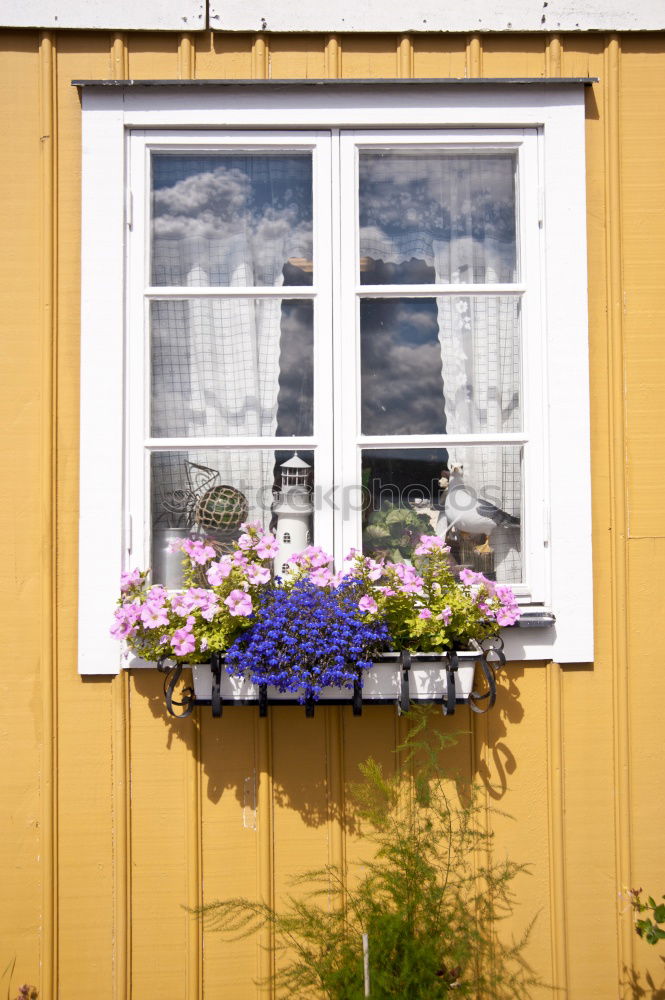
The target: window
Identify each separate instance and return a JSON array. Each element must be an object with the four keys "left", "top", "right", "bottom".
[{"left": 77, "top": 82, "right": 593, "bottom": 672}]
